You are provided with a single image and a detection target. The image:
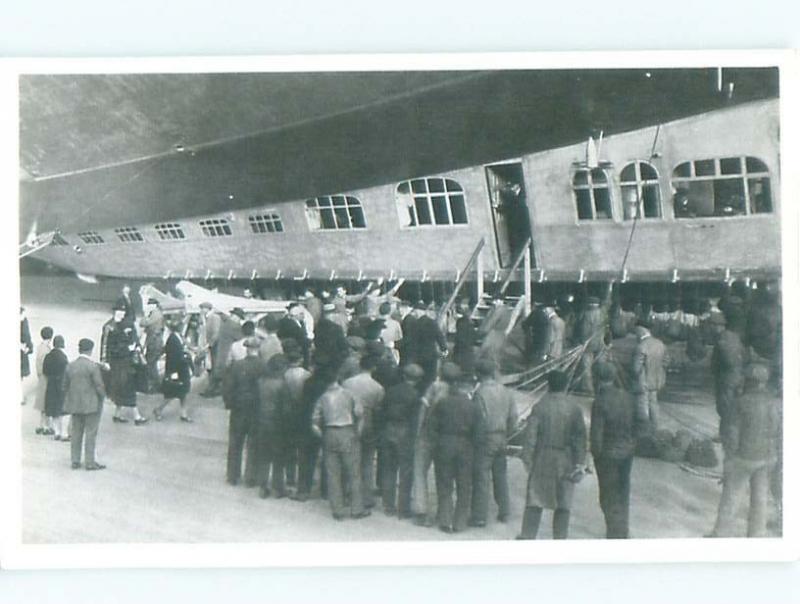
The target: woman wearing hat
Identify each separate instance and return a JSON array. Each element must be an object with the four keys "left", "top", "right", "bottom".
[
  {"left": 153, "top": 318, "right": 193, "bottom": 422},
  {"left": 103, "top": 303, "right": 148, "bottom": 425}
]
